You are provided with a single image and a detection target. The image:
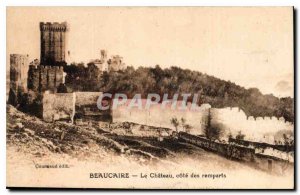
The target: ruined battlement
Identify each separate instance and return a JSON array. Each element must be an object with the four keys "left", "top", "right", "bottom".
[
  {"left": 8, "top": 54, "right": 29, "bottom": 105},
  {"left": 221, "top": 107, "right": 290, "bottom": 124},
  {"left": 10, "top": 54, "right": 29, "bottom": 59},
  {"left": 28, "top": 64, "right": 64, "bottom": 93},
  {"left": 210, "top": 107, "right": 293, "bottom": 143},
  {"left": 29, "top": 64, "right": 64, "bottom": 70},
  {"left": 112, "top": 103, "right": 293, "bottom": 144},
  {"left": 40, "top": 22, "right": 67, "bottom": 31}
]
